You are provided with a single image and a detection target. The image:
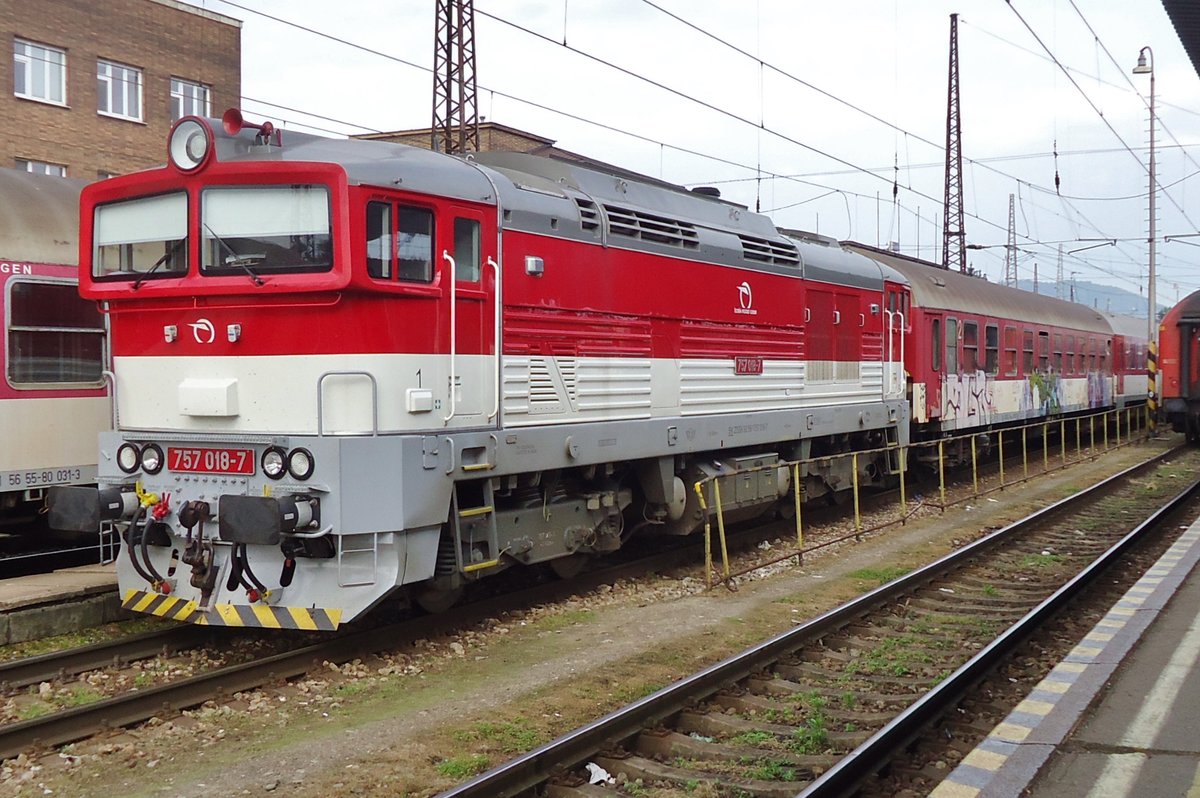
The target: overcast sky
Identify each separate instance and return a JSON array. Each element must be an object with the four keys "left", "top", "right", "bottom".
[{"left": 191, "top": 0, "right": 1200, "bottom": 303}]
